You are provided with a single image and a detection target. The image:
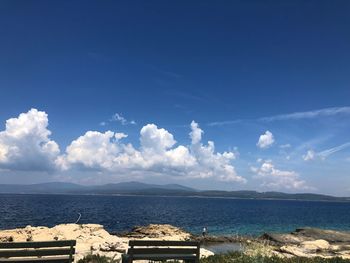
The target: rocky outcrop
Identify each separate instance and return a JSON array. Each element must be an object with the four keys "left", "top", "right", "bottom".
[
  {"left": 261, "top": 228, "right": 350, "bottom": 259},
  {"left": 193, "top": 235, "right": 250, "bottom": 244},
  {"left": 262, "top": 228, "right": 350, "bottom": 245},
  {"left": 0, "top": 224, "right": 127, "bottom": 262},
  {"left": 0, "top": 224, "right": 213, "bottom": 262},
  {"left": 294, "top": 228, "right": 350, "bottom": 243},
  {"left": 125, "top": 224, "right": 192, "bottom": 240}
]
